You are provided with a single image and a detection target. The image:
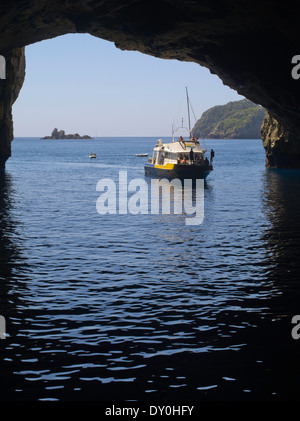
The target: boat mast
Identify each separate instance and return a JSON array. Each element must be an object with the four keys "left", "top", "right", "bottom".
[{"left": 186, "top": 86, "right": 191, "bottom": 139}]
